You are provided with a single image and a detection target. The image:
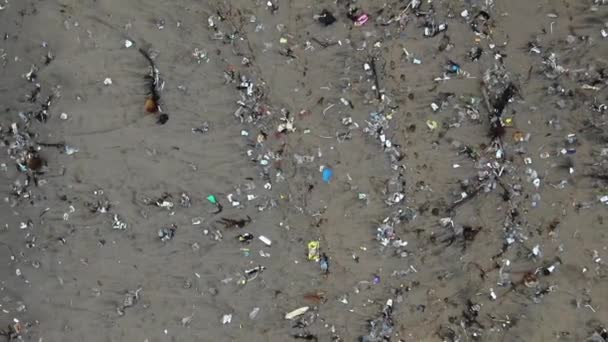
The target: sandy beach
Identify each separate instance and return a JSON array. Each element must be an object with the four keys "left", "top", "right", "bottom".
[{"left": 1, "top": 0, "right": 608, "bottom": 341}]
